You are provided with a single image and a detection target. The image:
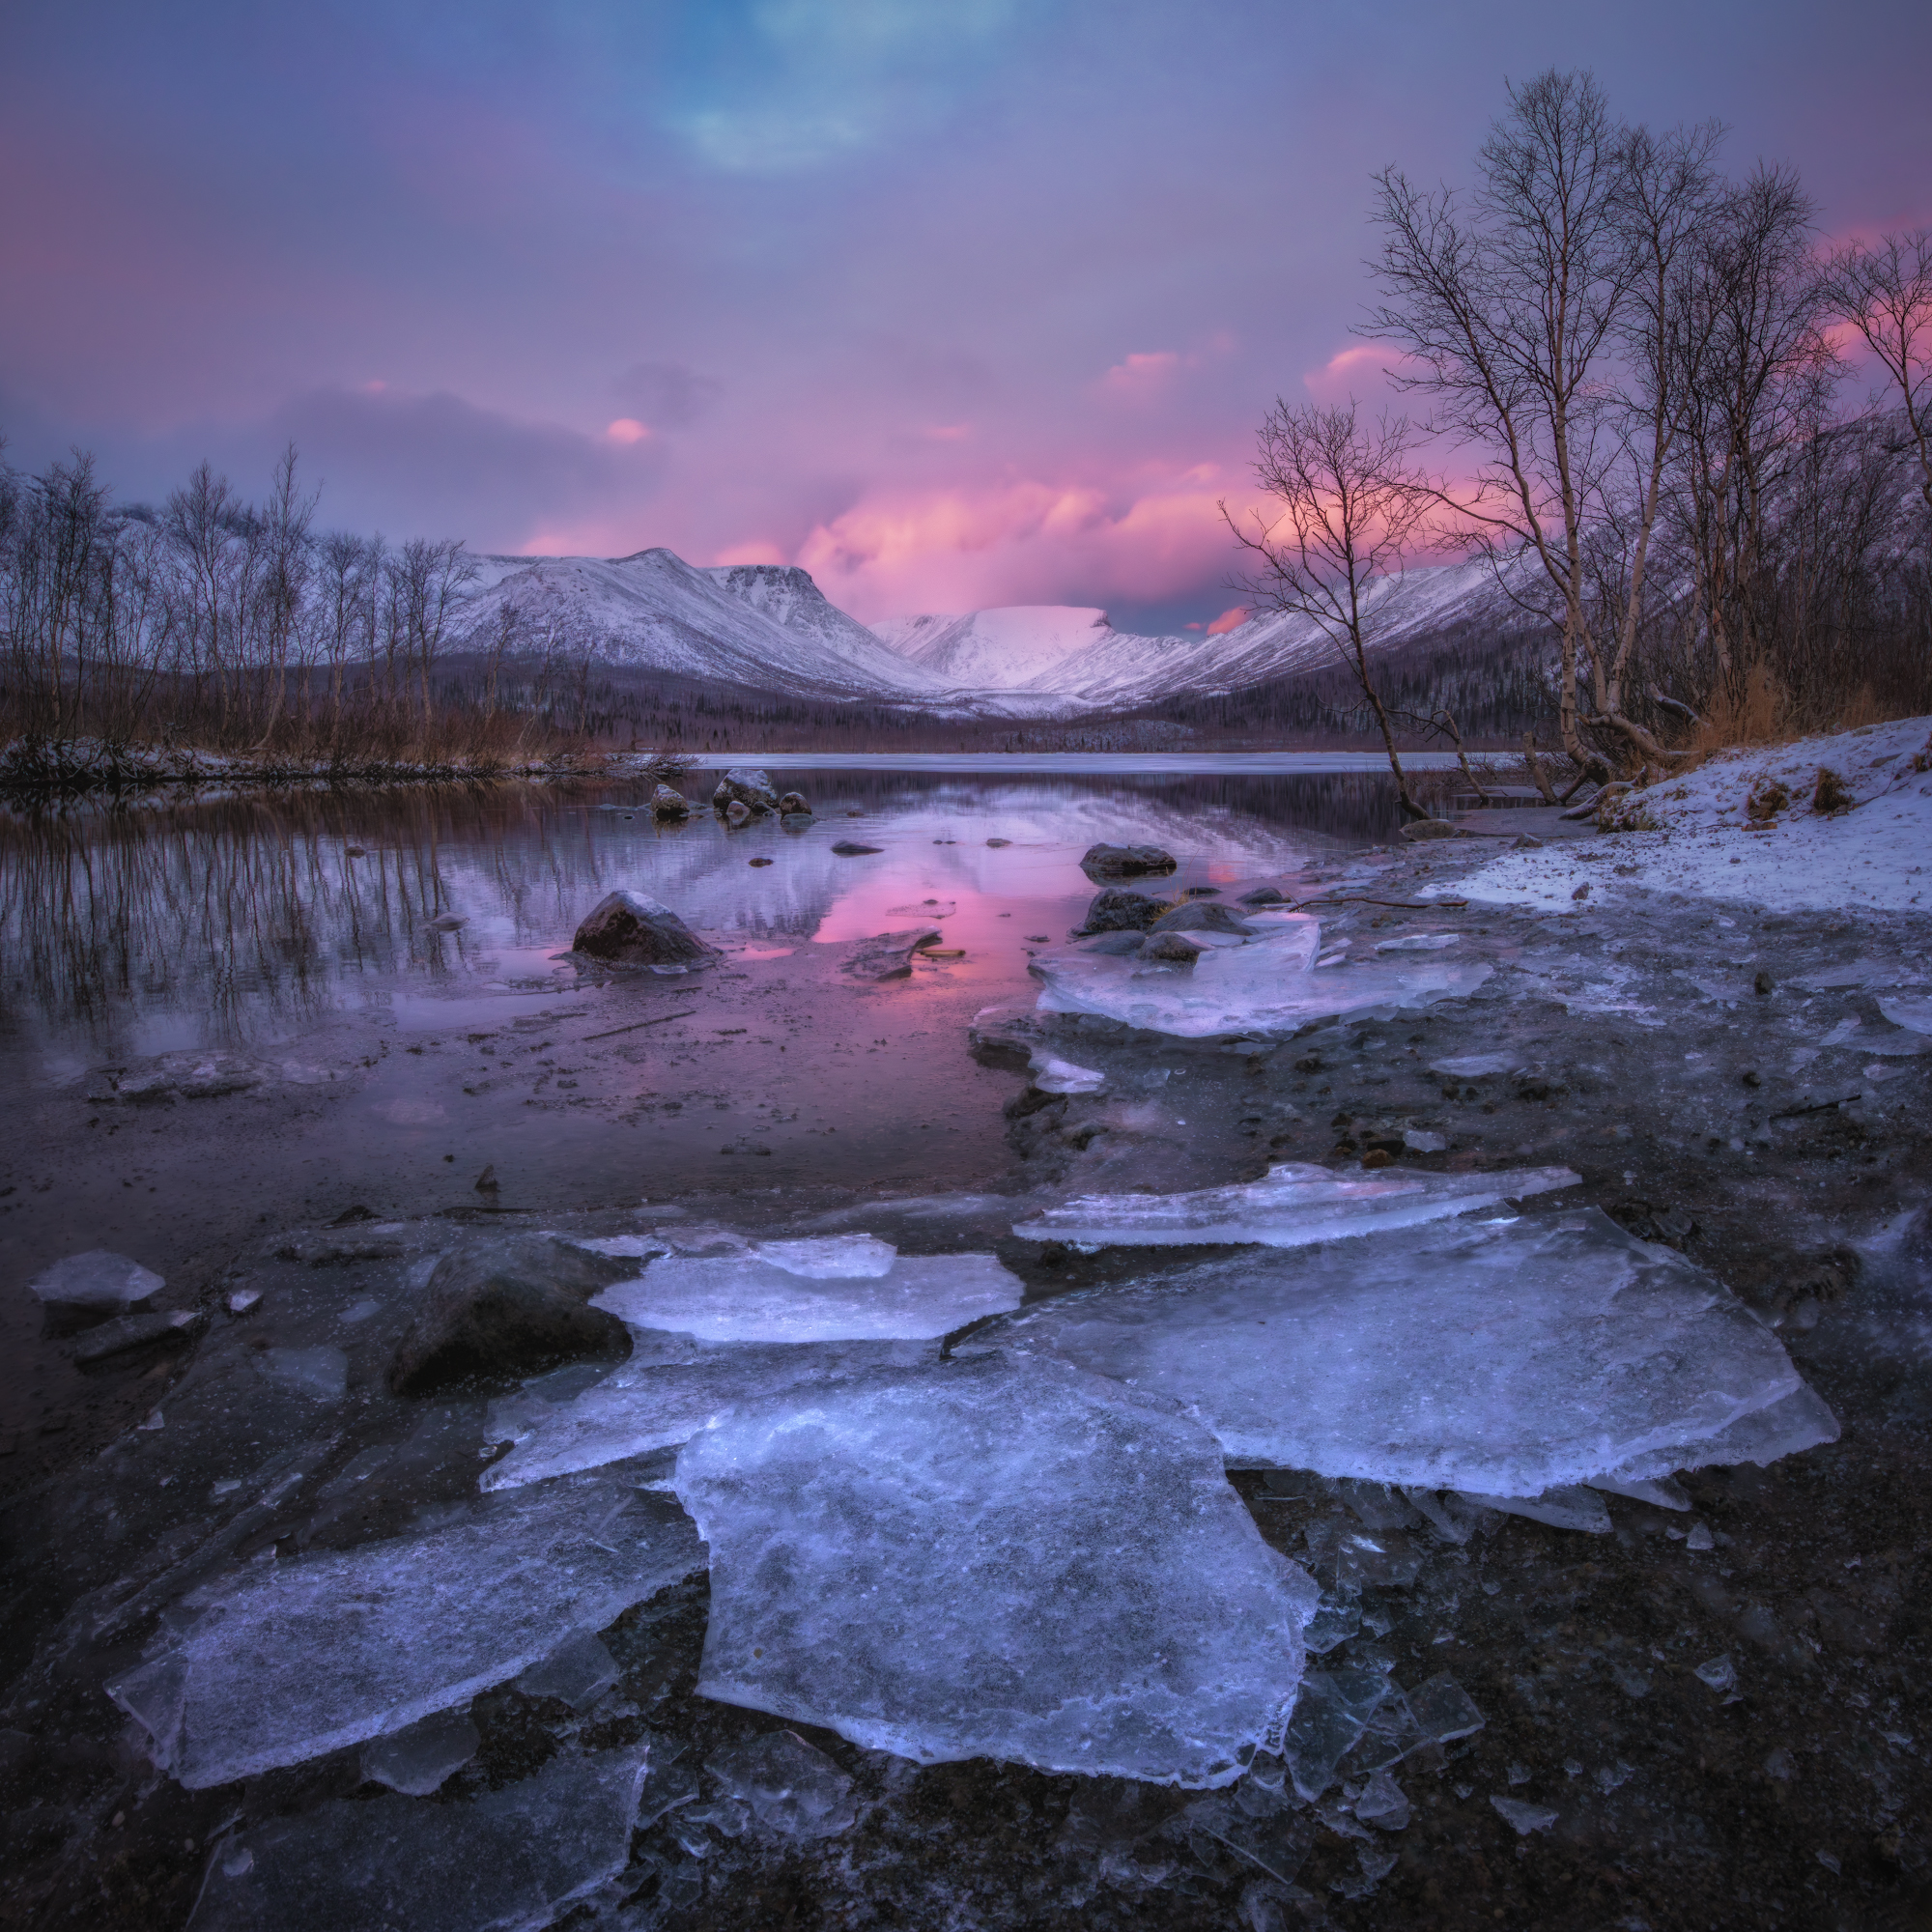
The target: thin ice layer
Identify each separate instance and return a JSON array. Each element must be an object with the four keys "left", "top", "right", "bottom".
[
  {"left": 1012, "top": 1161, "right": 1578, "bottom": 1247},
  {"left": 108, "top": 1483, "right": 701, "bottom": 1789},
  {"left": 593, "top": 1250, "right": 1022, "bottom": 1342},
  {"left": 1031, "top": 920, "right": 1492, "bottom": 1038},
  {"left": 988, "top": 1211, "right": 1833, "bottom": 1495},
  {"left": 675, "top": 1350, "right": 1318, "bottom": 1787},
  {"left": 482, "top": 1340, "right": 937, "bottom": 1491},
  {"left": 186, "top": 1744, "right": 649, "bottom": 1932}
]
